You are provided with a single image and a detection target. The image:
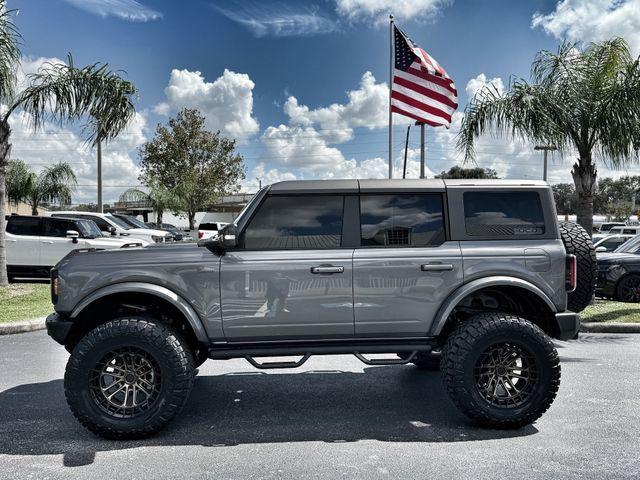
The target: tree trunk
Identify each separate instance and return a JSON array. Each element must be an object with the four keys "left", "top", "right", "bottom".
[
  {"left": 571, "top": 155, "right": 597, "bottom": 236},
  {"left": 156, "top": 207, "right": 163, "bottom": 225},
  {"left": 31, "top": 204, "right": 38, "bottom": 216},
  {"left": 0, "top": 120, "right": 12, "bottom": 286},
  {"left": 188, "top": 210, "right": 195, "bottom": 231}
]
